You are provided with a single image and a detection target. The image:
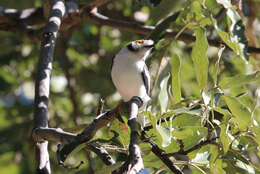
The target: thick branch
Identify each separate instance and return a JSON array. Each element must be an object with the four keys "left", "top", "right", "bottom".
[
  {"left": 32, "top": 126, "right": 115, "bottom": 166},
  {"left": 113, "top": 97, "right": 144, "bottom": 174},
  {"left": 0, "top": 7, "right": 44, "bottom": 40},
  {"left": 57, "top": 109, "right": 118, "bottom": 163},
  {"left": 33, "top": 127, "right": 77, "bottom": 143},
  {"left": 33, "top": 0, "right": 65, "bottom": 174},
  {"left": 0, "top": 7, "right": 44, "bottom": 25}
]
